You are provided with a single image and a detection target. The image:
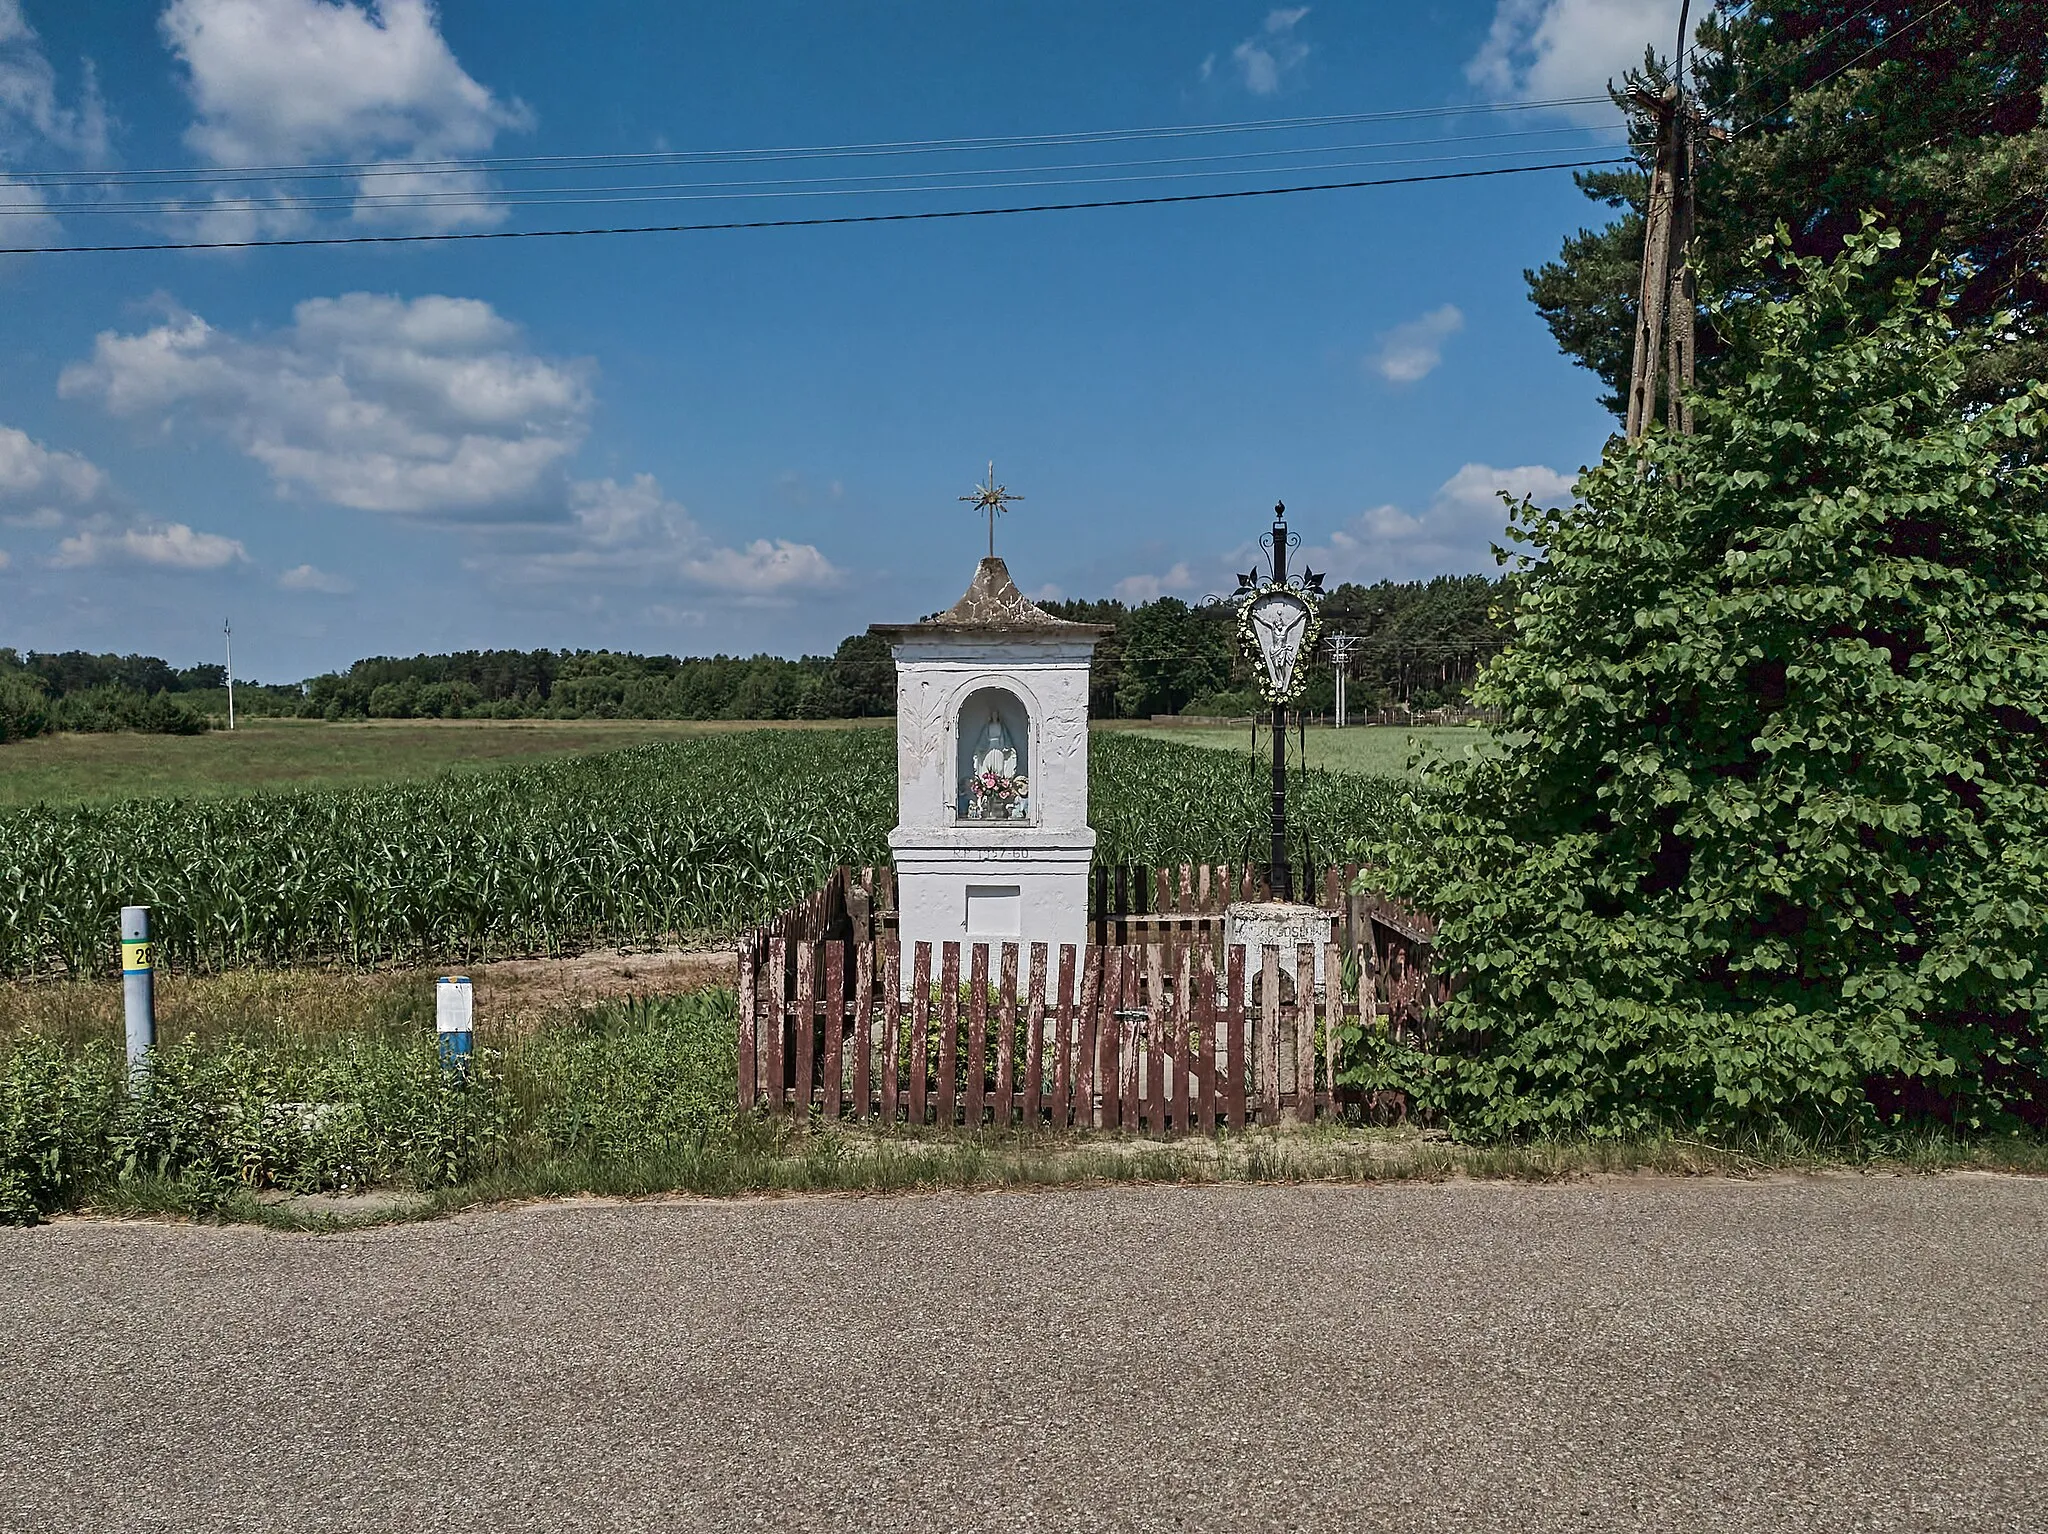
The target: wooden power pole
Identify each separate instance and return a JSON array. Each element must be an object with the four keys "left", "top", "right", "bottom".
[
  {"left": 1624, "top": 83, "right": 1697, "bottom": 439},
  {"left": 1625, "top": 1, "right": 1704, "bottom": 440}
]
